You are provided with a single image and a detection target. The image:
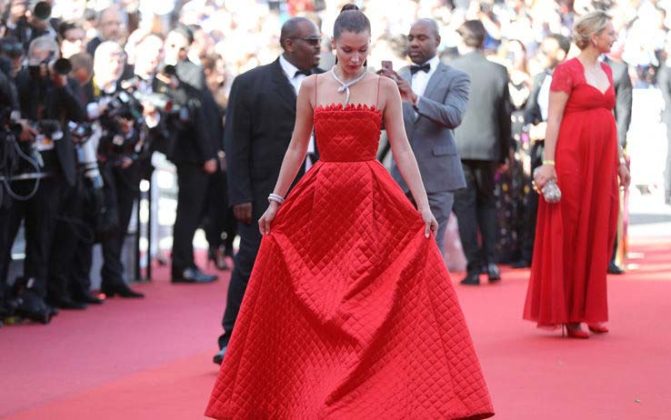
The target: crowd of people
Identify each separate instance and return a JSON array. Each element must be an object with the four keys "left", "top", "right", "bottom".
[{"left": 0, "top": 0, "right": 667, "bottom": 339}]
